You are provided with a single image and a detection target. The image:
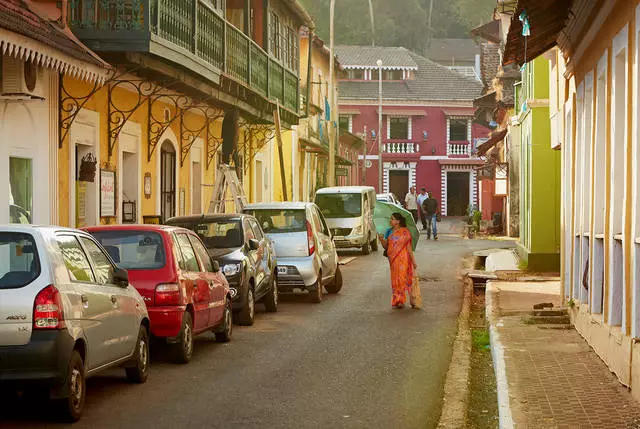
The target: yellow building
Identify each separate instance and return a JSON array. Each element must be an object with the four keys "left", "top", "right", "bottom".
[
  {"left": 61, "top": 0, "right": 313, "bottom": 223},
  {"left": 504, "top": 0, "right": 640, "bottom": 399}
]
